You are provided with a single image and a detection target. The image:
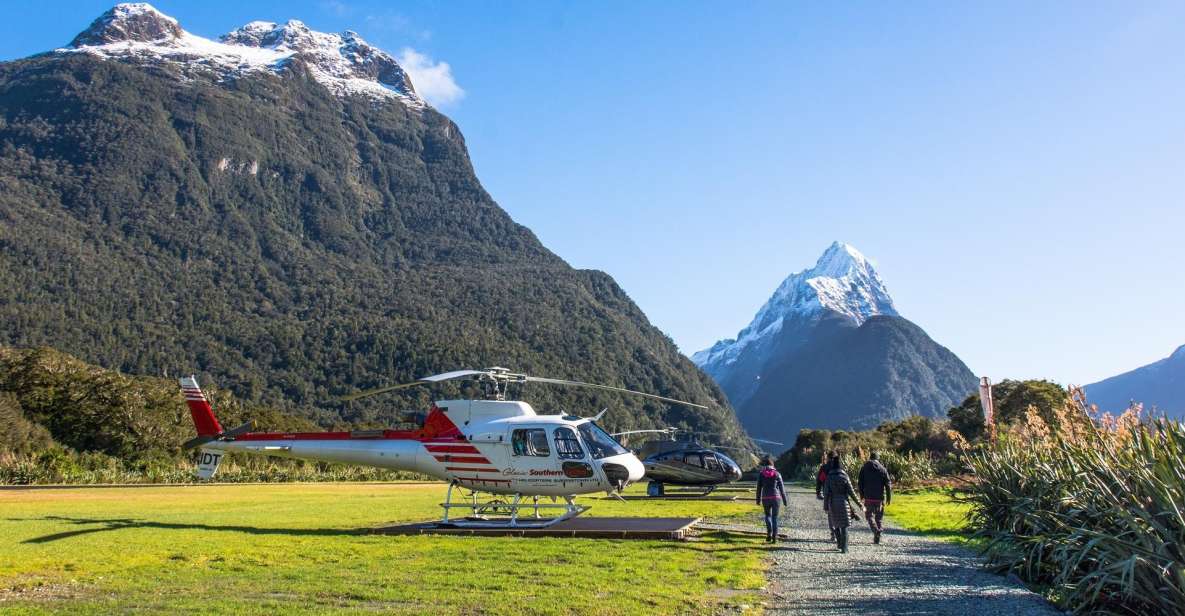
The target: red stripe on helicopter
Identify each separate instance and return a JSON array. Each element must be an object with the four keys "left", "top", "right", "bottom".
[
  {"left": 424, "top": 445, "right": 480, "bottom": 454},
  {"left": 432, "top": 455, "right": 490, "bottom": 465},
  {"left": 444, "top": 466, "right": 499, "bottom": 473},
  {"left": 455, "top": 476, "right": 512, "bottom": 484}
]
